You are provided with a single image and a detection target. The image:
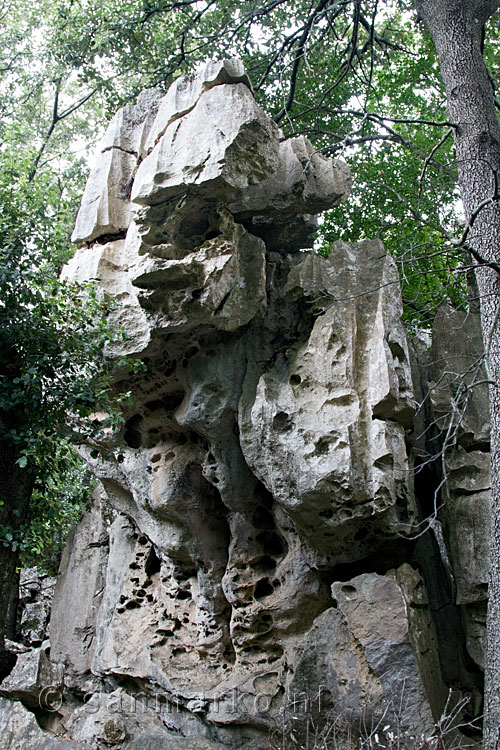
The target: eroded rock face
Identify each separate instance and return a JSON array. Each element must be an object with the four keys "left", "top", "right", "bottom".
[
  {"left": 0, "top": 60, "right": 489, "bottom": 749},
  {"left": 18, "top": 568, "right": 56, "bottom": 647},
  {"left": 427, "top": 308, "right": 491, "bottom": 674}
]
